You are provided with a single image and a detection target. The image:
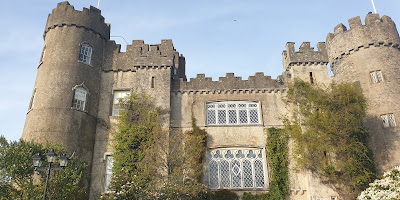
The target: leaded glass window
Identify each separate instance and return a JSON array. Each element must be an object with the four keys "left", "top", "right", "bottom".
[
  {"left": 206, "top": 102, "right": 261, "bottom": 125},
  {"left": 208, "top": 148, "right": 267, "bottom": 189},
  {"left": 79, "top": 43, "right": 92, "bottom": 65},
  {"left": 381, "top": 113, "right": 396, "bottom": 127}
]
